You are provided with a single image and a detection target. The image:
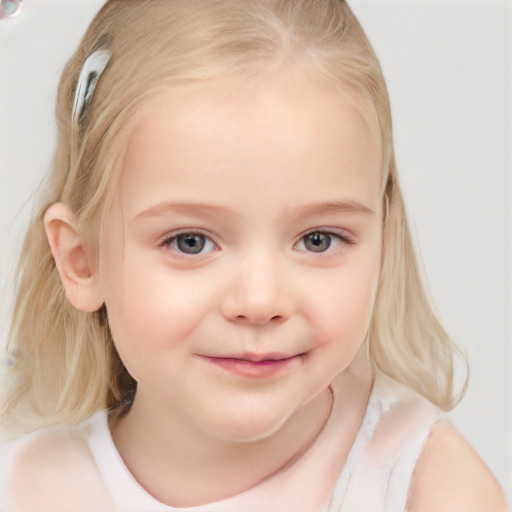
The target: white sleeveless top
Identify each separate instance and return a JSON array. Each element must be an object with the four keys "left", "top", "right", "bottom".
[{"left": 0, "top": 374, "right": 443, "bottom": 511}]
